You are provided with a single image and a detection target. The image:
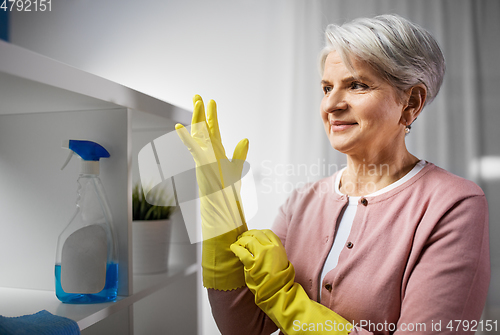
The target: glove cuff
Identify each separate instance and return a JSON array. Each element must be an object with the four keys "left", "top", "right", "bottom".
[
  {"left": 202, "top": 225, "right": 248, "bottom": 291},
  {"left": 249, "top": 262, "right": 354, "bottom": 334}
]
